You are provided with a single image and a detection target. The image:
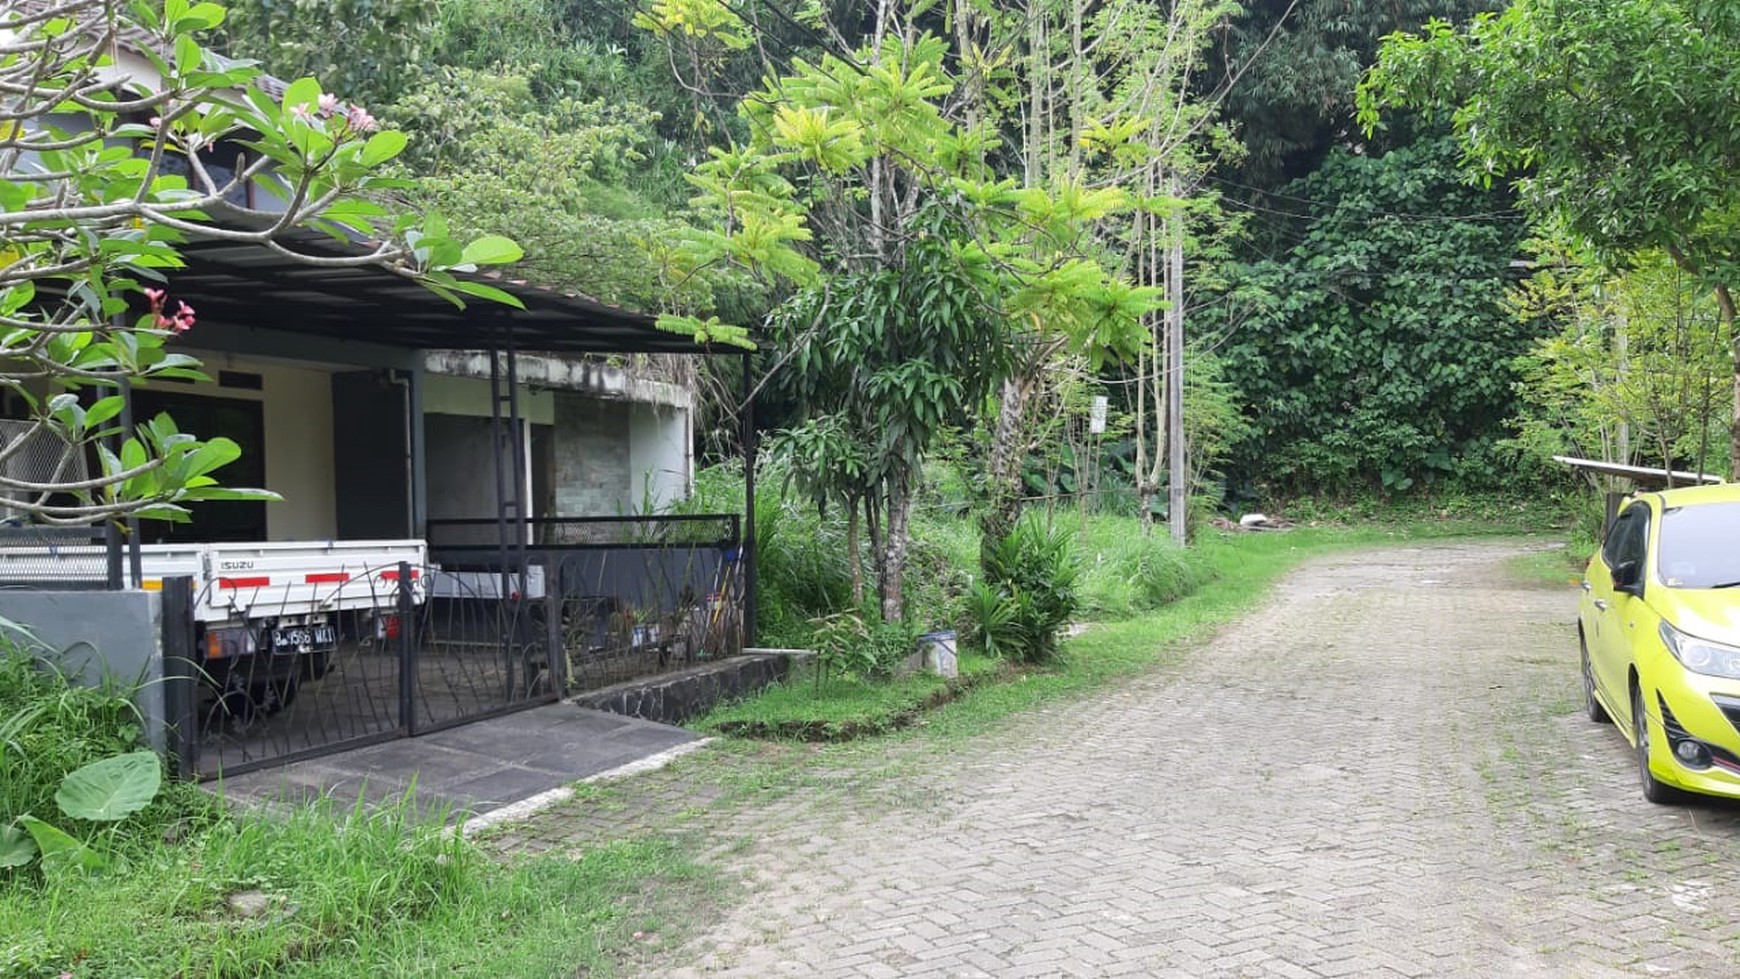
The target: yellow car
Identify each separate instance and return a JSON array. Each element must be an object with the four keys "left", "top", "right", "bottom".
[{"left": 1579, "top": 483, "right": 1740, "bottom": 804}]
